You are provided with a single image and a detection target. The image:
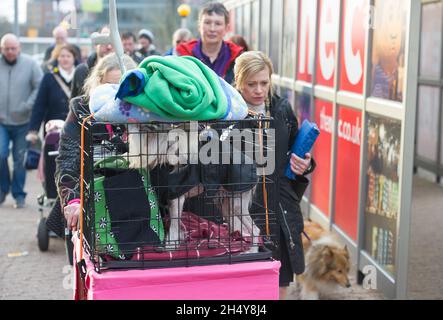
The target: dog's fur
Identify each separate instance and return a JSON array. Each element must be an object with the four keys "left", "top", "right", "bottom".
[
  {"left": 297, "top": 220, "right": 351, "bottom": 300},
  {"left": 127, "top": 124, "right": 260, "bottom": 252}
]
